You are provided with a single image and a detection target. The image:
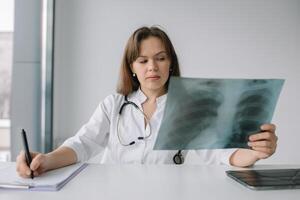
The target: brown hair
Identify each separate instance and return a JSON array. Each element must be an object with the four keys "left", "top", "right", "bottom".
[{"left": 117, "top": 26, "right": 181, "bottom": 95}]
